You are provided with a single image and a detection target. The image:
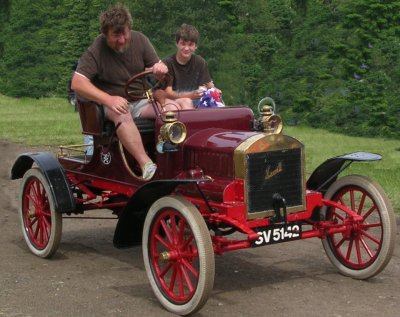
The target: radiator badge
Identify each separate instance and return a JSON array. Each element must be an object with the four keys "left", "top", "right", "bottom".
[{"left": 265, "top": 162, "right": 283, "bottom": 180}]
